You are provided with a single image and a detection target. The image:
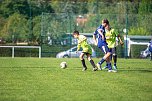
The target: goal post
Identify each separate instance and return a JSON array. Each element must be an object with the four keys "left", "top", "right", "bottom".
[
  {"left": 124, "top": 36, "right": 150, "bottom": 57},
  {"left": 0, "top": 46, "right": 41, "bottom": 58}
]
